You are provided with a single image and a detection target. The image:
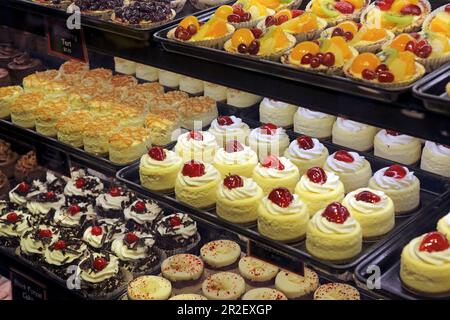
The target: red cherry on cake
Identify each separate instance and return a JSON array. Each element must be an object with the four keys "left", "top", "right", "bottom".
[
  {"left": 296, "top": 135, "right": 314, "bottom": 150},
  {"left": 109, "top": 187, "right": 122, "bottom": 197},
  {"left": 384, "top": 165, "right": 407, "bottom": 179},
  {"left": 54, "top": 240, "right": 66, "bottom": 250},
  {"left": 217, "top": 116, "right": 234, "bottom": 126},
  {"left": 134, "top": 201, "right": 146, "bottom": 213},
  {"left": 268, "top": 188, "right": 294, "bottom": 208},
  {"left": 148, "top": 146, "right": 166, "bottom": 161},
  {"left": 39, "top": 229, "right": 53, "bottom": 238},
  {"left": 75, "top": 178, "right": 86, "bottom": 189},
  {"left": 419, "top": 232, "right": 449, "bottom": 253},
  {"left": 322, "top": 202, "right": 350, "bottom": 224},
  {"left": 45, "top": 191, "right": 56, "bottom": 200},
  {"left": 188, "top": 131, "right": 203, "bottom": 141},
  {"left": 307, "top": 167, "right": 327, "bottom": 184},
  {"left": 225, "top": 140, "right": 244, "bottom": 153},
  {"left": 261, "top": 155, "right": 285, "bottom": 170},
  {"left": 182, "top": 160, "right": 206, "bottom": 177},
  {"left": 6, "top": 212, "right": 18, "bottom": 223},
  {"left": 260, "top": 123, "right": 278, "bottom": 135},
  {"left": 223, "top": 175, "right": 244, "bottom": 190},
  {"left": 355, "top": 190, "right": 381, "bottom": 203},
  {"left": 18, "top": 182, "right": 30, "bottom": 193},
  {"left": 125, "top": 232, "right": 139, "bottom": 244},
  {"left": 91, "top": 226, "right": 103, "bottom": 236},
  {"left": 68, "top": 204, "right": 81, "bottom": 215},
  {"left": 386, "top": 130, "right": 401, "bottom": 136},
  {"left": 335, "top": 1, "right": 355, "bottom": 14},
  {"left": 334, "top": 150, "right": 354, "bottom": 163},
  {"left": 170, "top": 215, "right": 182, "bottom": 227},
  {"left": 400, "top": 4, "right": 421, "bottom": 16},
  {"left": 93, "top": 257, "right": 108, "bottom": 271}
]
